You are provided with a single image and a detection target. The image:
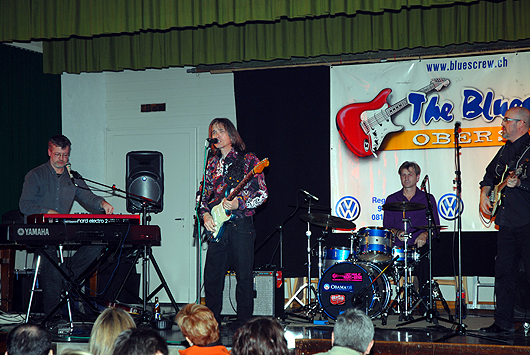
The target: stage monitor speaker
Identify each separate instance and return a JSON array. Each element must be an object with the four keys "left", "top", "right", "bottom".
[
  {"left": 126, "top": 151, "right": 163, "bottom": 213},
  {"left": 221, "top": 270, "right": 284, "bottom": 318}
]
